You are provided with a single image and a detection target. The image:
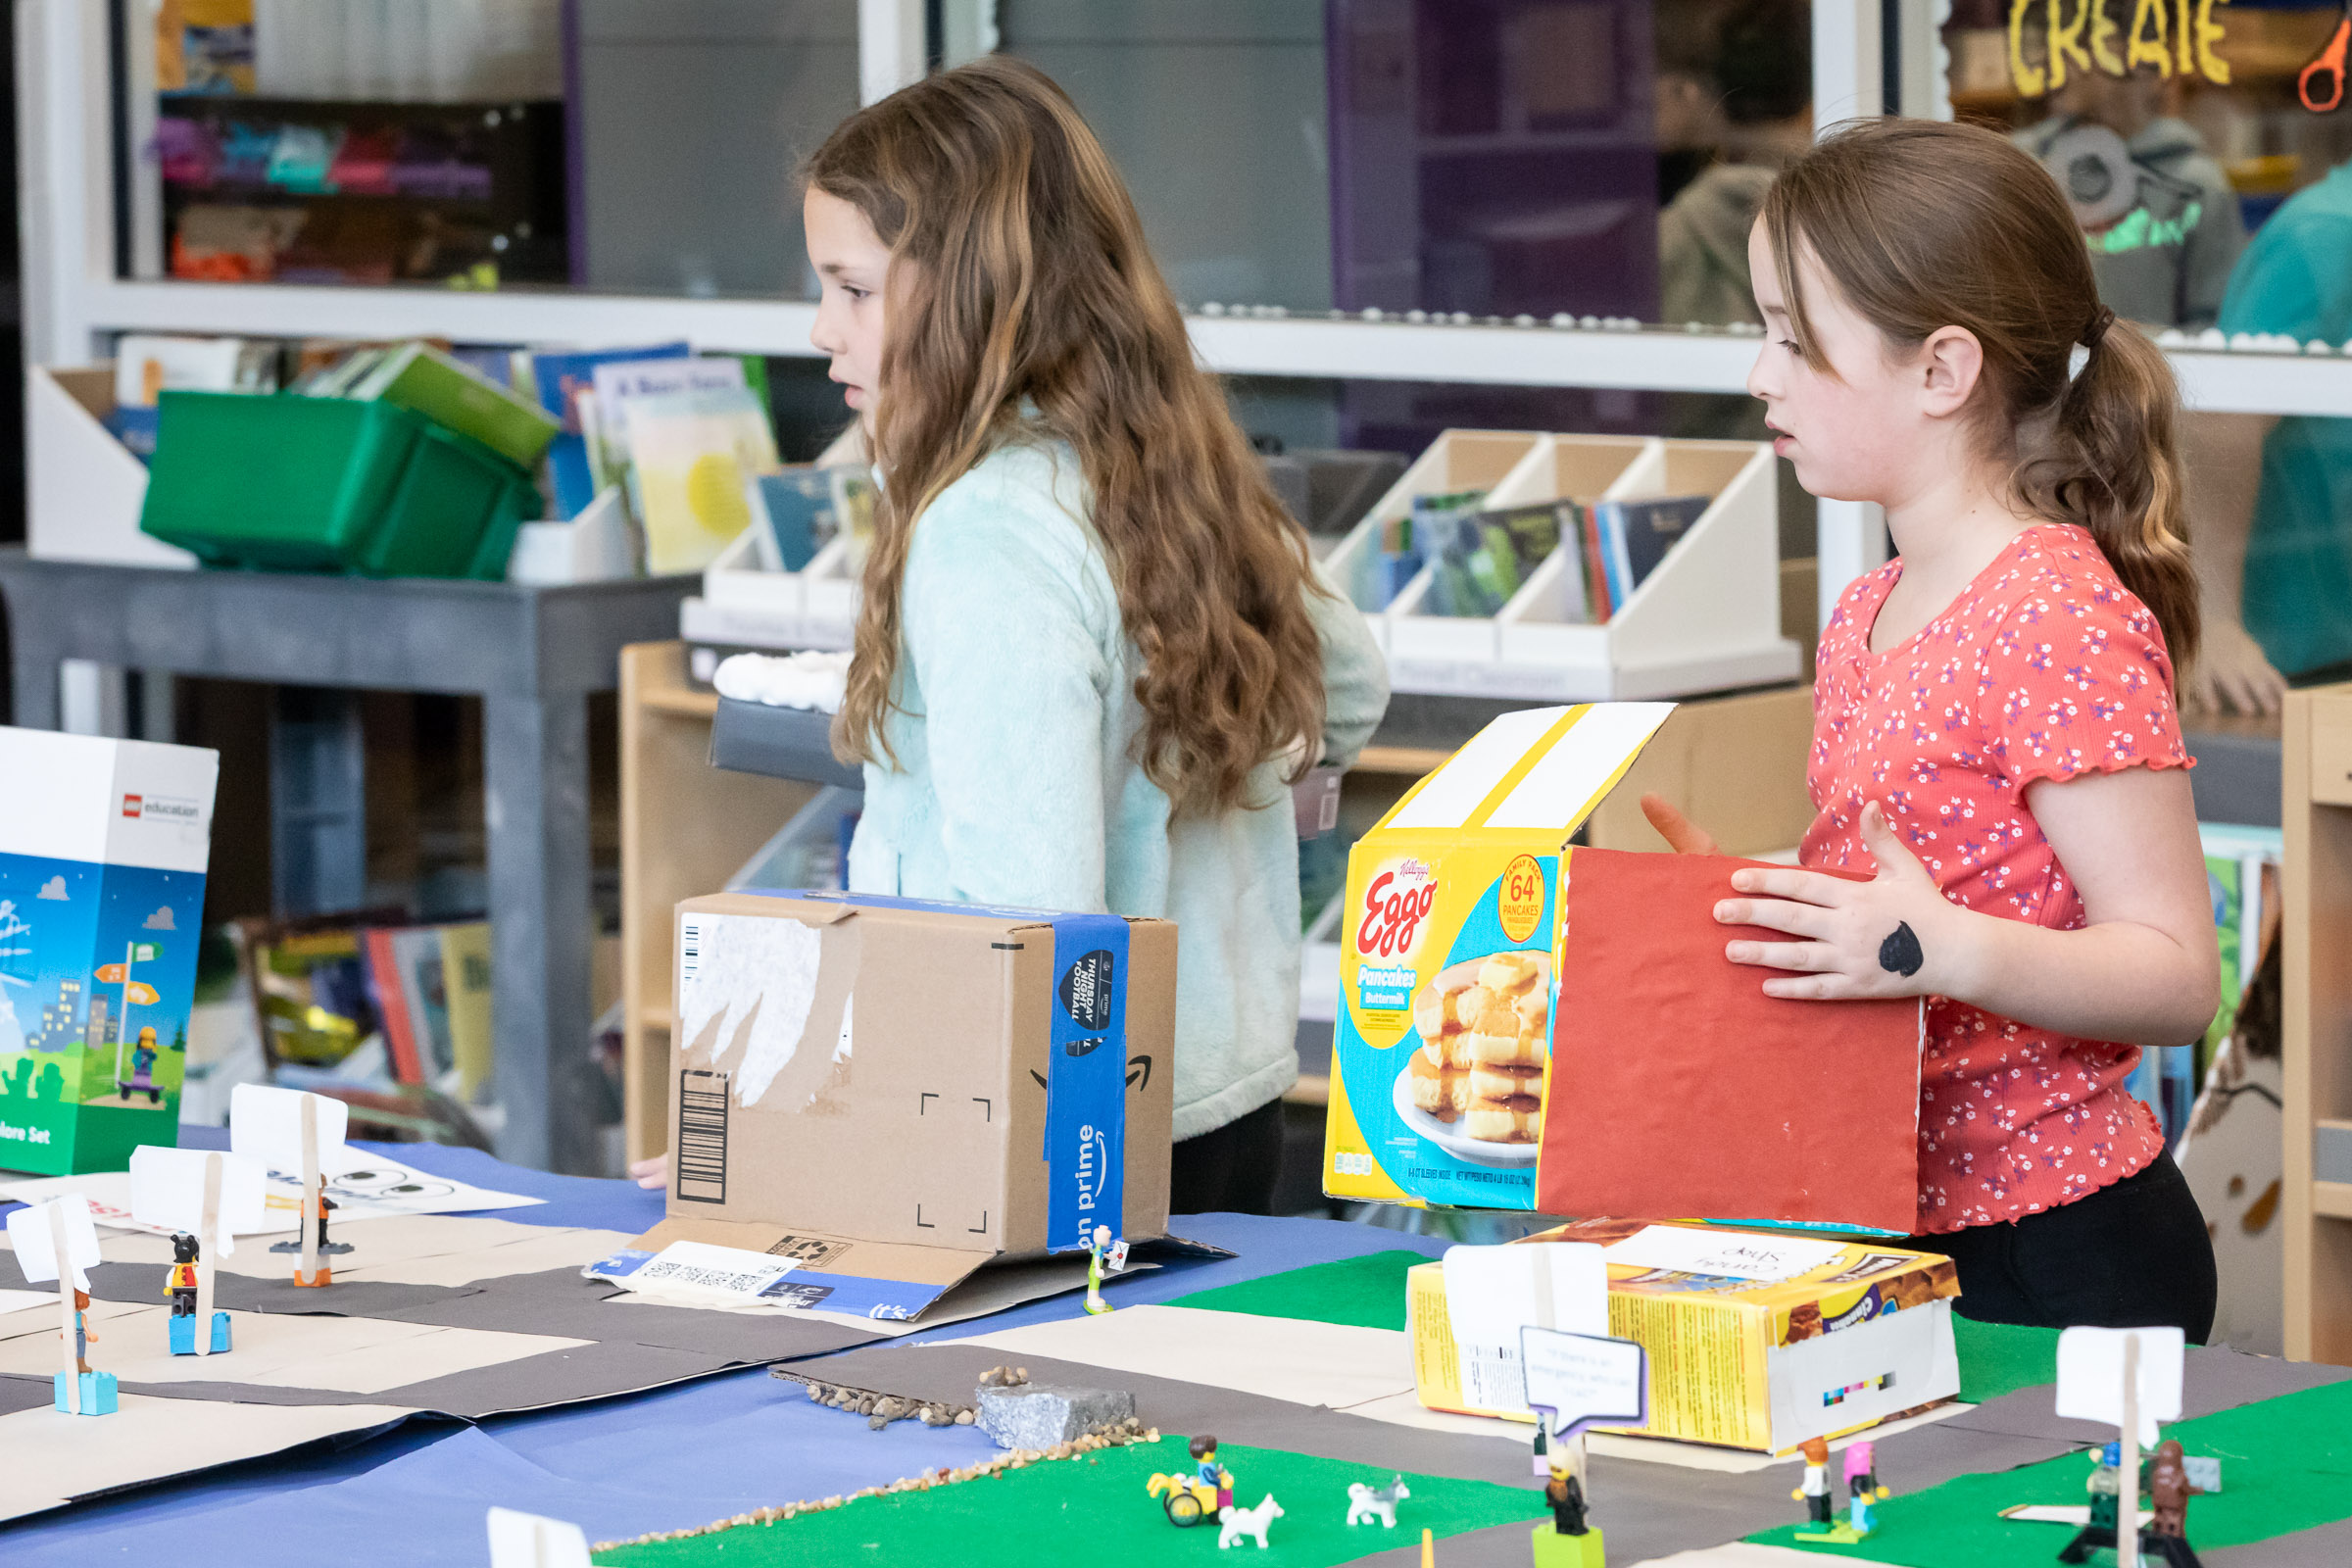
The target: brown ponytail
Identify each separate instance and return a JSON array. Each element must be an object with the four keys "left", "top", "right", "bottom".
[{"left": 1761, "top": 117, "right": 2200, "bottom": 676}]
